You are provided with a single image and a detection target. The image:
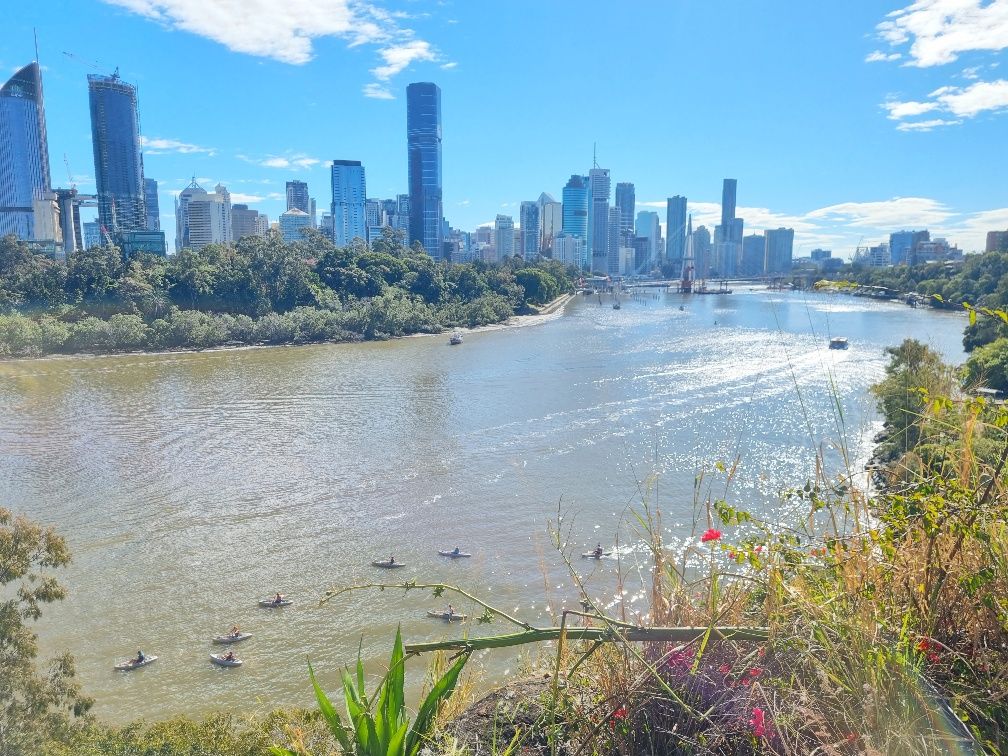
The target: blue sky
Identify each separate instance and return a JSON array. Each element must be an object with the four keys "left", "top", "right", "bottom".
[{"left": 4, "top": 0, "right": 1008, "bottom": 256}]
